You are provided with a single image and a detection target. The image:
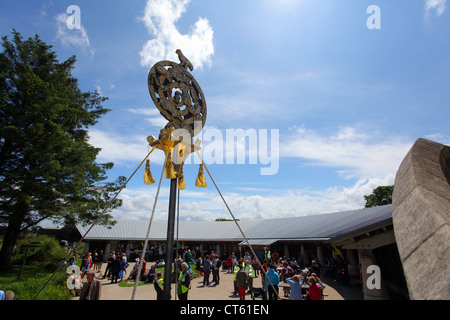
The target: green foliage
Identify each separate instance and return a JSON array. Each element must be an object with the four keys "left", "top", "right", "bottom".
[
  {"left": 11, "top": 234, "right": 66, "bottom": 267},
  {"left": 364, "top": 185, "right": 394, "bottom": 208},
  {"left": 0, "top": 30, "right": 124, "bottom": 267}
]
